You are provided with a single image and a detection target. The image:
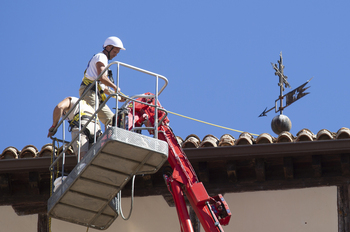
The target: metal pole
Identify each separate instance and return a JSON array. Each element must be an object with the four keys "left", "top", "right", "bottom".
[
  {"left": 280, "top": 74, "right": 283, "bottom": 115},
  {"left": 78, "top": 101, "right": 81, "bottom": 162},
  {"left": 115, "top": 63, "right": 120, "bottom": 124},
  {"left": 61, "top": 120, "right": 65, "bottom": 177},
  {"left": 94, "top": 80, "right": 98, "bottom": 143},
  {"left": 154, "top": 75, "right": 159, "bottom": 139}
]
